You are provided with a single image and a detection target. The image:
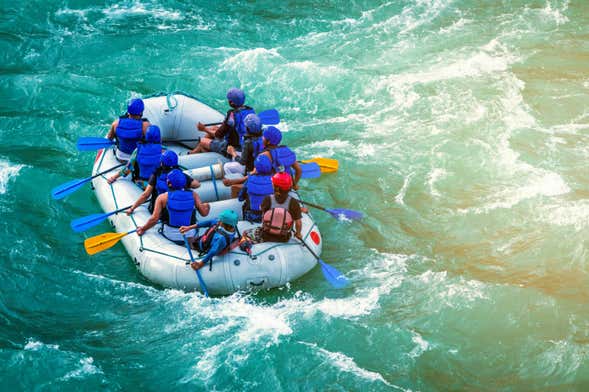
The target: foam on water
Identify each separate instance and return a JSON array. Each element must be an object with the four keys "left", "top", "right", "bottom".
[
  {"left": 0, "top": 159, "right": 24, "bottom": 195},
  {"left": 299, "top": 342, "right": 397, "bottom": 388}
]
